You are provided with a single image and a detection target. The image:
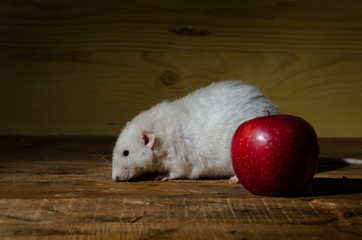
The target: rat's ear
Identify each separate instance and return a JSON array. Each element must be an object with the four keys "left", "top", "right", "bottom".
[{"left": 142, "top": 131, "right": 155, "bottom": 149}]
